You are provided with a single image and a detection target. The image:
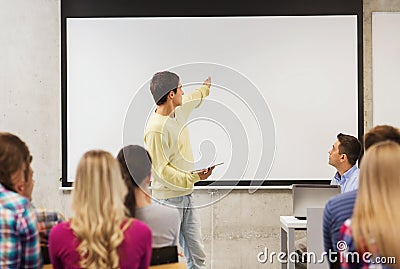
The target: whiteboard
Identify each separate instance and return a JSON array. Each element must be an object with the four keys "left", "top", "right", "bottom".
[
  {"left": 372, "top": 12, "right": 400, "bottom": 126},
  {"left": 66, "top": 16, "right": 358, "bottom": 182}
]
